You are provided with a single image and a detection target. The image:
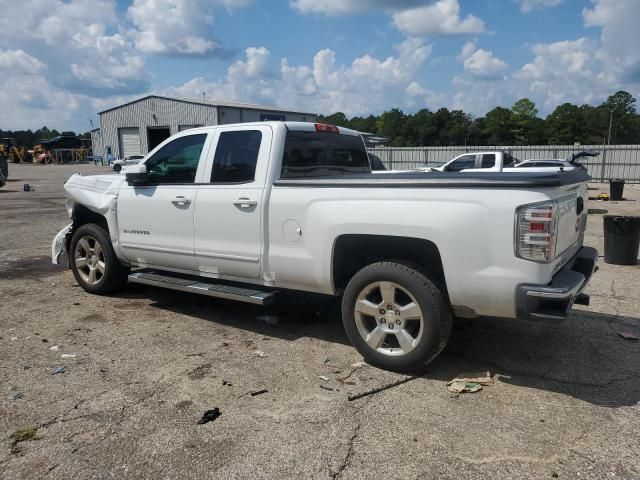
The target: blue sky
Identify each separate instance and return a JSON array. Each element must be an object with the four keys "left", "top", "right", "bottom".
[{"left": 0, "top": 0, "right": 637, "bottom": 132}]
